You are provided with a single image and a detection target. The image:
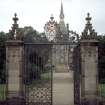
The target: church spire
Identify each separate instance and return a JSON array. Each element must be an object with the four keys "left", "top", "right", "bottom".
[{"left": 60, "top": 0, "right": 64, "bottom": 20}]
